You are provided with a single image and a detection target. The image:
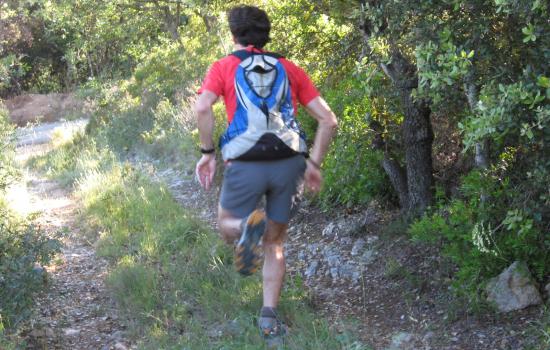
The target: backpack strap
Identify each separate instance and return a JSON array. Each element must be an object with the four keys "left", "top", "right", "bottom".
[{"left": 231, "top": 49, "right": 284, "bottom": 61}]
